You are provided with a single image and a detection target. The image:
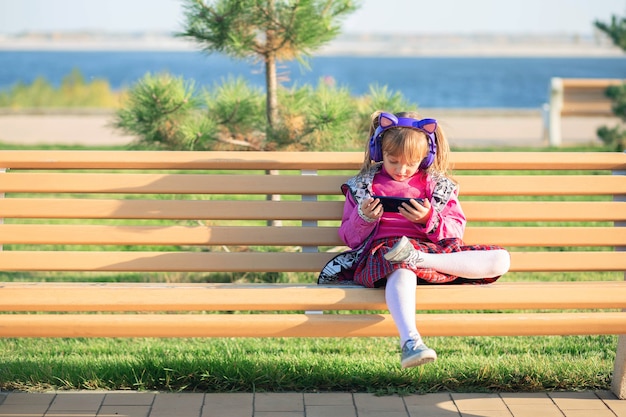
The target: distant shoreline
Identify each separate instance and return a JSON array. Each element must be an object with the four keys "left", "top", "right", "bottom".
[{"left": 0, "top": 32, "right": 623, "bottom": 57}]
